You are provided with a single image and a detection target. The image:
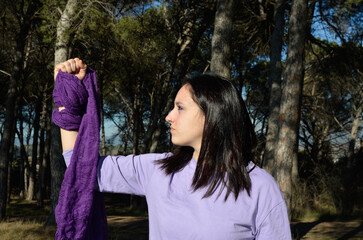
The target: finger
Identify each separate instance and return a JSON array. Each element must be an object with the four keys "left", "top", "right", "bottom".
[
  {"left": 74, "top": 57, "right": 80, "bottom": 65},
  {"left": 75, "top": 58, "right": 86, "bottom": 70},
  {"left": 54, "top": 64, "right": 67, "bottom": 80},
  {"left": 79, "top": 60, "right": 87, "bottom": 72},
  {"left": 76, "top": 59, "right": 87, "bottom": 81},
  {"left": 61, "top": 64, "right": 67, "bottom": 72},
  {"left": 54, "top": 63, "right": 63, "bottom": 75},
  {"left": 54, "top": 65, "right": 60, "bottom": 78},
  {"left": 68, "top": 59, "right": 77, "bottom": 72},
  {"left": 64, "top": 61, "right": 73, "bottom": 73},
  {"left": 54, "top": 63, "right": 67, "bottom": 74},
  {"left": 54, "top": 68, "right": 59, "bottom": 80},
  {"left": 74, "top": 58, "right": 82, "bottom": 72}
]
